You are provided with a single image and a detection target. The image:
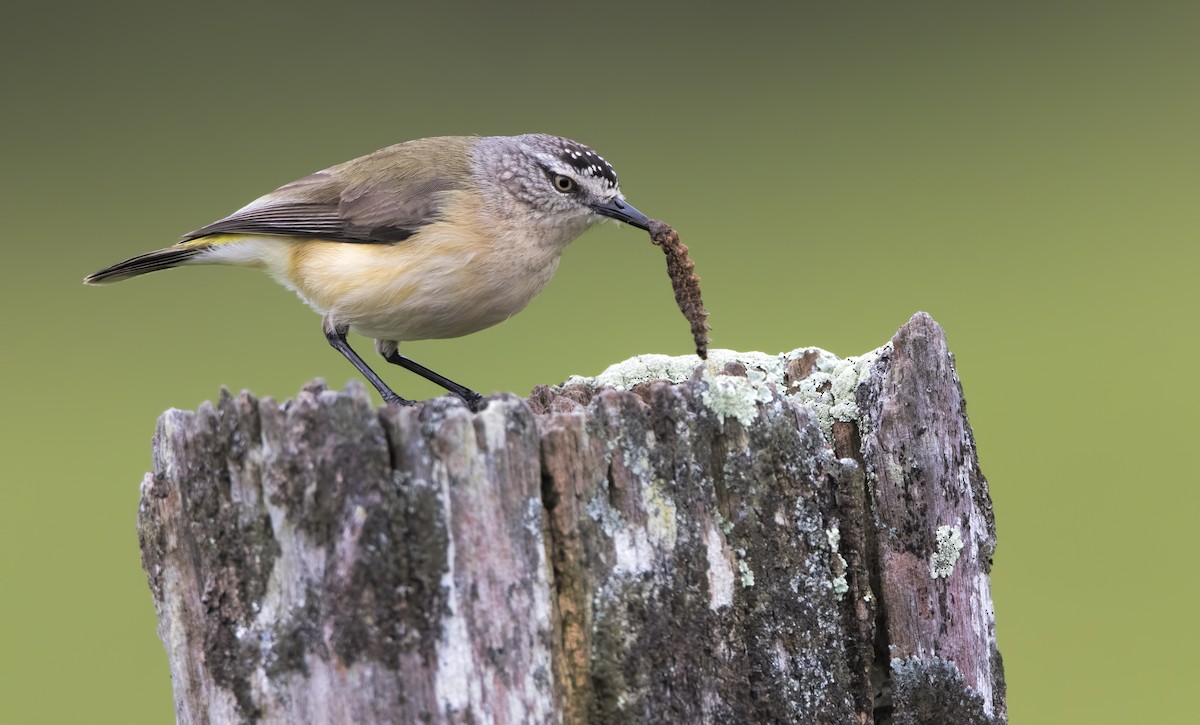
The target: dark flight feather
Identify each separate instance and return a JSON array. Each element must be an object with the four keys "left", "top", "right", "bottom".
[{"left": 84, "top": 246, "right": 207, "bottom": 284}]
